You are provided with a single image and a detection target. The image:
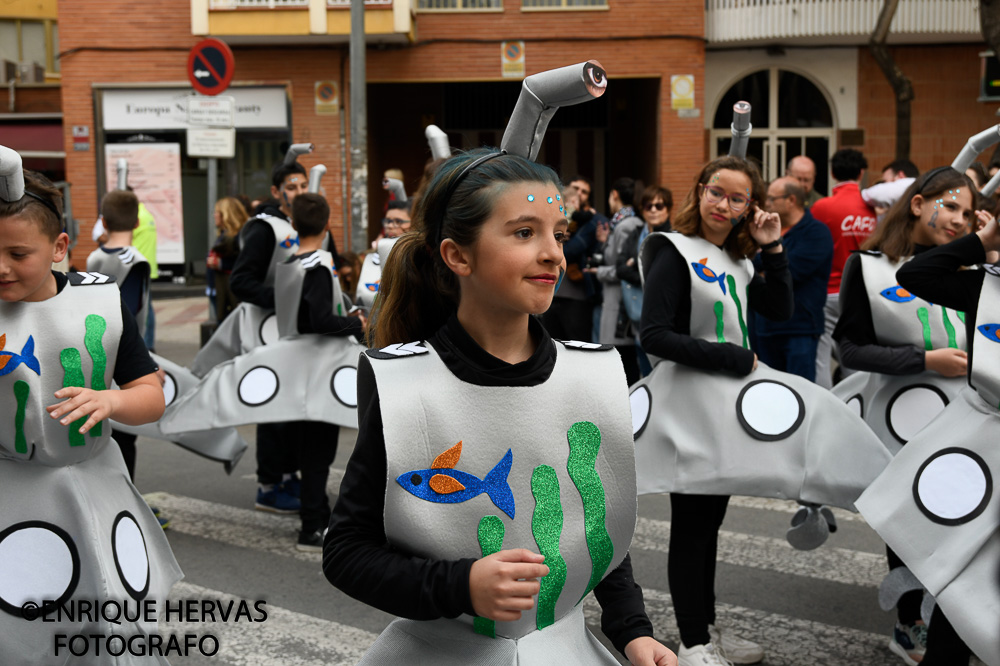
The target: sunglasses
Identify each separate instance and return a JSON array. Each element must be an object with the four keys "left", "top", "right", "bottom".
[{"left": 644, "top": 202, "right": 667, "bottom": 212}]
